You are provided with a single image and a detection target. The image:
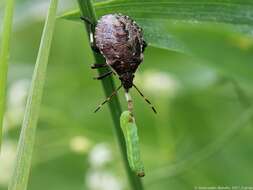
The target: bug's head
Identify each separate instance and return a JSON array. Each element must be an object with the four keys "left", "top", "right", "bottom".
[{"left": 120, "top": 72, "right": 135, "bottom": 90}]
